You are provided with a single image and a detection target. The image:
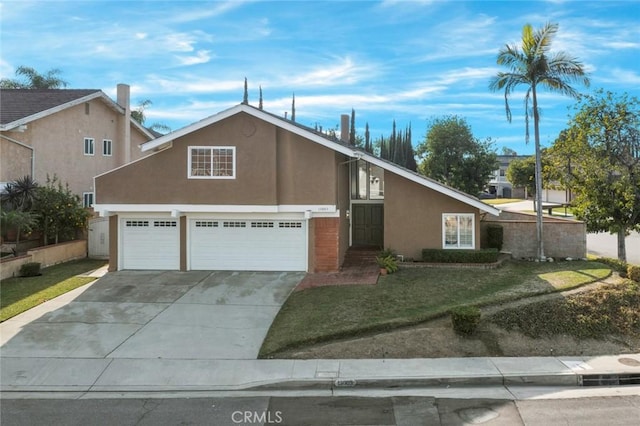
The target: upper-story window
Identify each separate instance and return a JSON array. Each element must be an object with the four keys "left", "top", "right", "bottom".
[
  {"left": 103, "top": 139, "right": 113, "bottom": 156},
  {"left": 188, "top": 146, "right": 236, "bottom": 179},
  {"left": 83, "top": 192, "right": 94, "bottom": 208},
  {"left": 84, "top": 137, "right": 95, "bottom": 156},
  {"left": 351, "top": 159, "right": 384, "bottom": 200}
]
